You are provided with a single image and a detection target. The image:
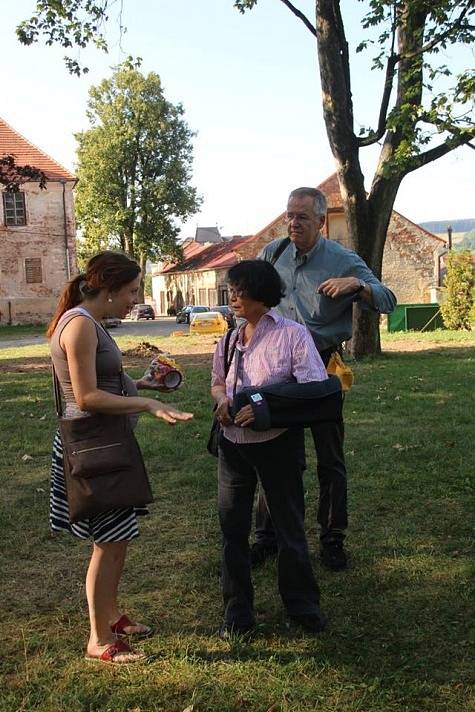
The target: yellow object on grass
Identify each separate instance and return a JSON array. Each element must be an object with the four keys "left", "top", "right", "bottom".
[{"left": 327, "top": 351, "right": 354, "bottom": 392}]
